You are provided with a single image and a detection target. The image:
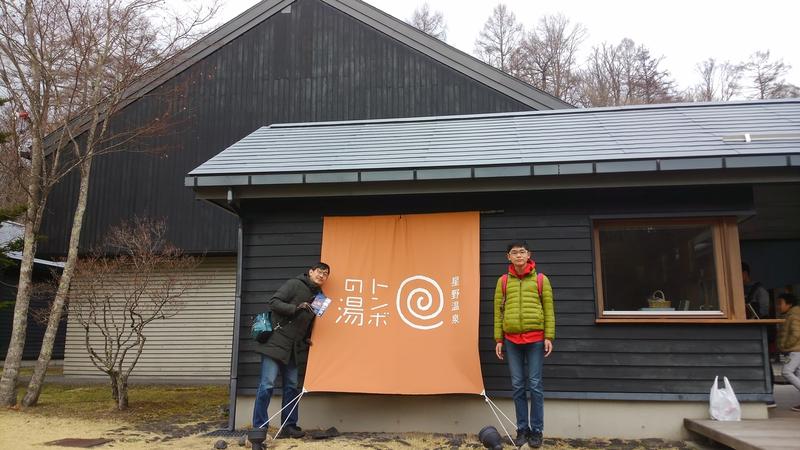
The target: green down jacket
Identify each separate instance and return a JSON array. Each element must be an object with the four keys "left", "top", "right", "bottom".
[
  {"left": 493, "top": 270, "right": 555, "bottom": 342},
  {"left": 778, "top": 305, "right": 800, "bottom": 353}
]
